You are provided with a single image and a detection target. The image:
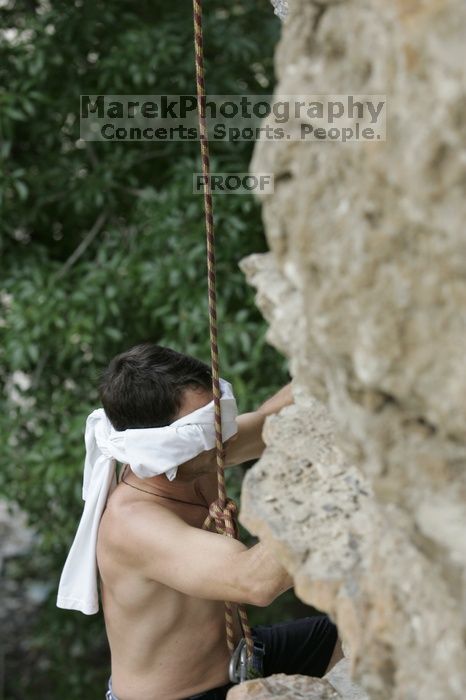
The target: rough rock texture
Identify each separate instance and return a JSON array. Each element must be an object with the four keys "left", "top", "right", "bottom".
[
  {"left": 227, "top": 661, "right": 368, "bottom": 700},
  {"left": 326, "top": 659, "right": 369, "bottom": 700},
  {"left": 227, "top": 674, "right": 339, "bottom": 699},
  {"left": 238, "top": 1, "right": 466, "bottom": 699}
]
